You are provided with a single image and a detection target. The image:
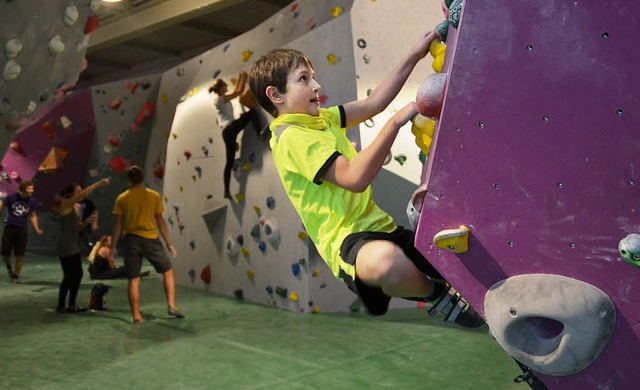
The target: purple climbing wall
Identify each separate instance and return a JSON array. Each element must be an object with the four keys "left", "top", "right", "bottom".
[
  {"left": 416, "top": 1, "right": 639, "bottom": 388},
  {"left": 0, "top": 89, "right": 95, "bottom": 209}
]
